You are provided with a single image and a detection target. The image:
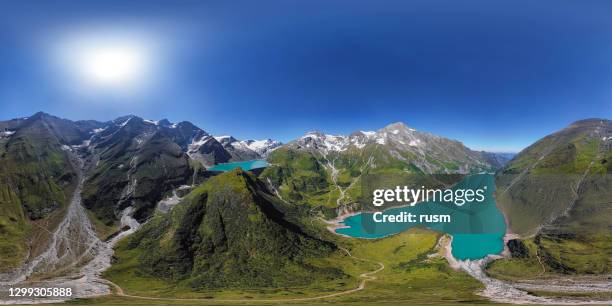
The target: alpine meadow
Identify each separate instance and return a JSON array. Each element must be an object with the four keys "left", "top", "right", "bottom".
[{"left": 1, "top": 1, "right": 611, "bottom": 305}]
